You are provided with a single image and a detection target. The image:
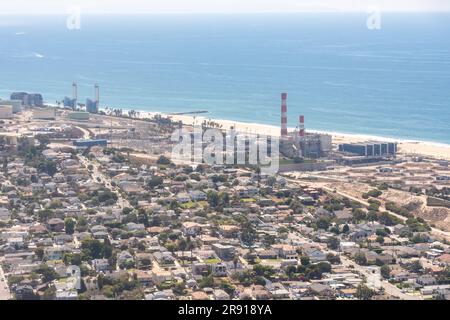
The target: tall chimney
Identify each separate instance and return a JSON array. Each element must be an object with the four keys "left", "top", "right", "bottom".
[
  {"left": 299, "top": 115, "right": 305, "bottom": 138},
  {"left": 95, "top": 84, "right": 100, "bottom": 105},
  {"left": 72, "top": 81, "right": 77, "bottom": 108},
  {"left": 281, "top": 93, "right": 288, "bottom": 136}
]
